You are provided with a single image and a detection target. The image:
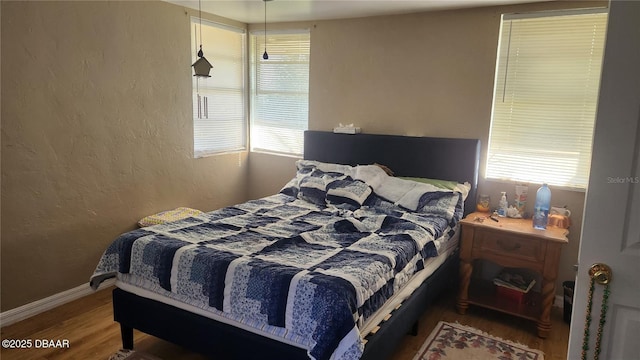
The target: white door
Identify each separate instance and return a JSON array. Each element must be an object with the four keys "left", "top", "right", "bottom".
[{"left": 567, "top": 1, "right": 640, "bottom": 359}]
